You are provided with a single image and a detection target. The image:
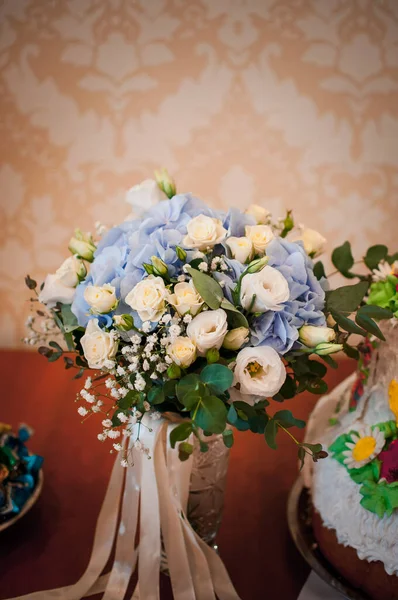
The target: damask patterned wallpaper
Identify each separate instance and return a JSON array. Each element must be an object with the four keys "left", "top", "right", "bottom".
[{"left": 1, "top": 0, "right": 397, "bottom": 347}]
